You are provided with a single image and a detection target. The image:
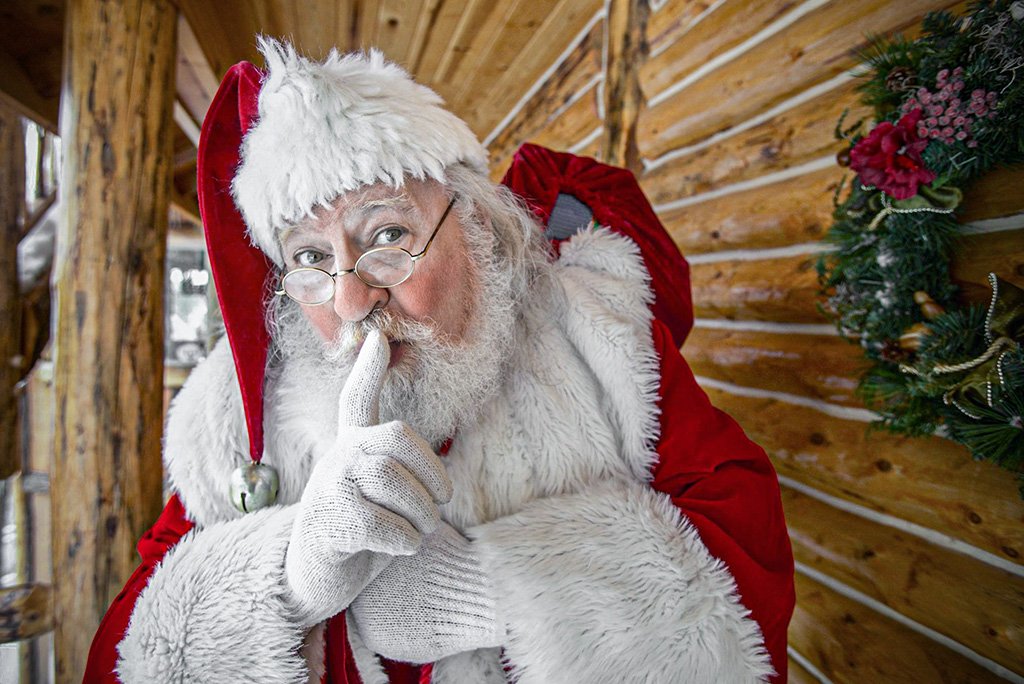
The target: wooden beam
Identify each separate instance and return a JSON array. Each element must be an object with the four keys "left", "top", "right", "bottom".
[
  {"left": 0, "top": 584, "right": 54, "bottom": 644},
  {"left": 601, "top": 0, "right": 647, "bottom": 172},
  {"left": 0, "top": 48, "right": 59, "bottom": 131},
  {"left": 0, "top": 99, "right": 25, "bottom": 479},
  {"left": 53, "top": 0, "right": 176, "bottom": 680}
]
